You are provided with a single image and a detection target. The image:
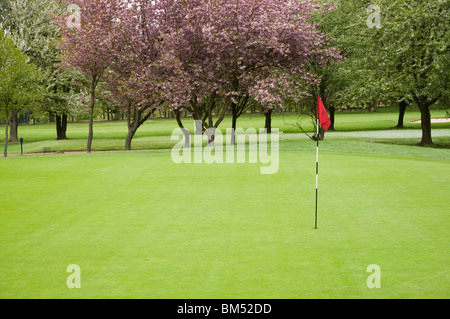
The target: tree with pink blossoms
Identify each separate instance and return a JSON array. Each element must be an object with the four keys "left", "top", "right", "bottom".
[
  {"left": 54, "top": 0, "right": 341, "bottom": 149},
  {"left": 54, "top": 0, "right": 121, "bottom": 153},
  {"left": 166, "top": 0, "right": 341, "bottom": 144},
  {"left": 102, "top": 0, "right": 195, "bottom": 150},
  {"left": 102, "top": 0, "right": 165, "bottom": 151},
  {"left": 57, "top": 0, "right": 191, "bottom": 151}
]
